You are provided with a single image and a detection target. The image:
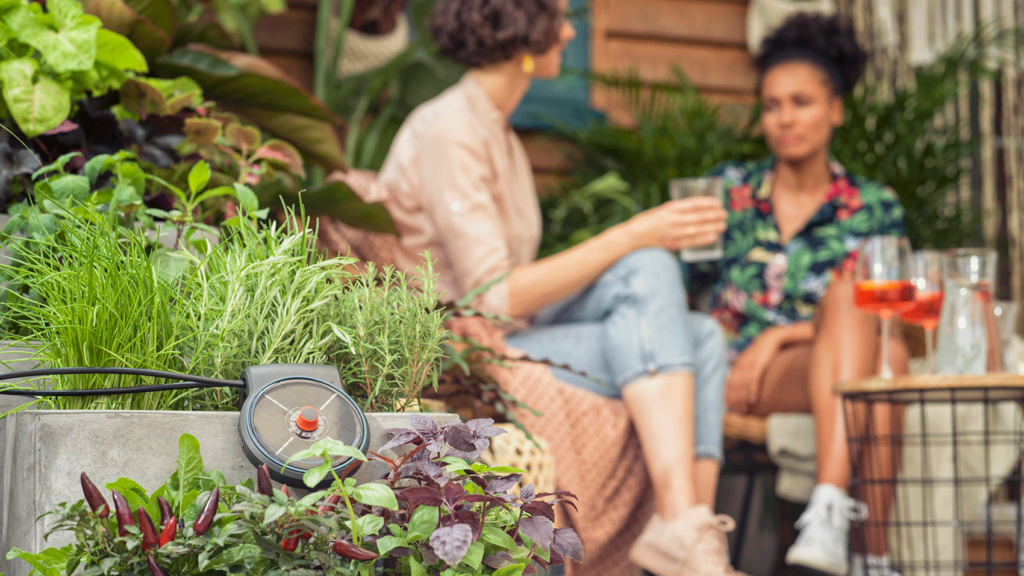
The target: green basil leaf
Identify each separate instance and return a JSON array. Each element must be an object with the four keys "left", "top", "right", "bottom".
[
  {"left": 406, "top": 505, "right": 439, "bottom": 542},
  {"left": 352, "top": 483, "right": 398, "bottom": 511},
  {"left": 188, "top": 160, "right": 211, "bottom": 195}
]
